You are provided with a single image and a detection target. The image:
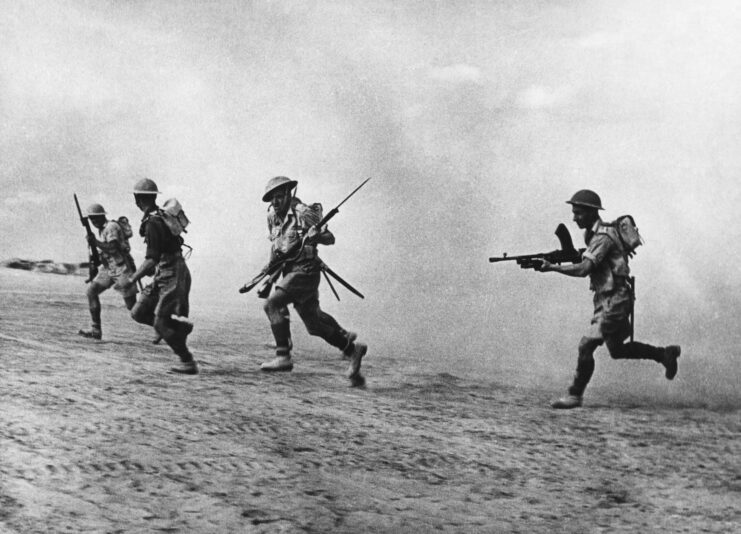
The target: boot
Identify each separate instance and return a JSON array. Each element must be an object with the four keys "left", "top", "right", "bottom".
[
  {"left": 349, "top": 374, "right": 366, "bottom": 388},
  {"left": 662, "top": 345, "right": 681, "bottom": 380},
  {"left": 260, "top": 355, "right": 293, "bottom": 372},
  {"left": 340, "top": 331, "right": 358, "bottom": 359},
  {"left": 169, "top": 360, "right": 198, "bottom": 375},
  {"left": 78, "top": 327, "right": 102, "bottom": 340},
  {"left": 346, "top": 342, "right": 367, "bottom": 379},
  {"left": 551, "top": 394, "right": 583, "bottom": 409}
]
